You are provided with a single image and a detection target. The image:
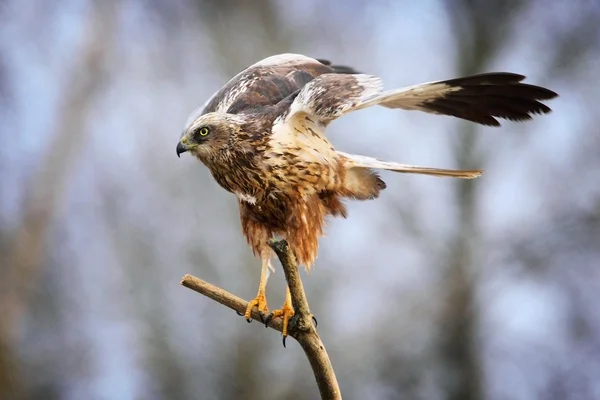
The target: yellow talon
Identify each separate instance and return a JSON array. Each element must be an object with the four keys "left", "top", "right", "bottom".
[
  {"left": 244, "top": 291, "right": 268, "bottom": 322},
  {"left": 266, "top": 286, "right": 295, "bottom": 346}
]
